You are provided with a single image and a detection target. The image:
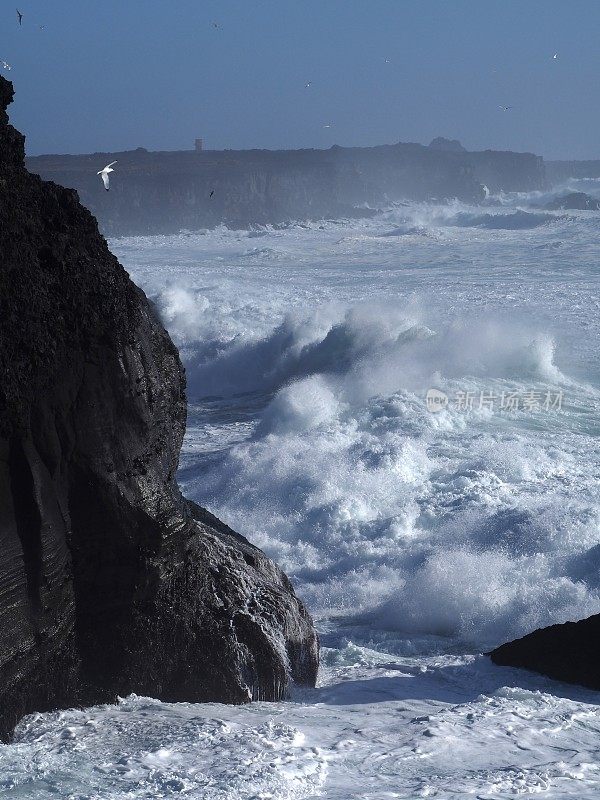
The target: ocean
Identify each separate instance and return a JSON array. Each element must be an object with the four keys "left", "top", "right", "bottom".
[{"left": 3, "top": 182, "right": 600, "bottom": 798}]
